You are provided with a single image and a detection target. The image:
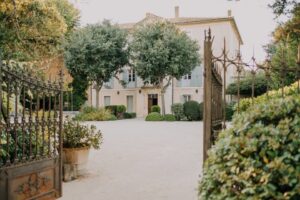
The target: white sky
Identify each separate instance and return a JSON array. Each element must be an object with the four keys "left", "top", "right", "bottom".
[{"left": 70, "top": 0, "right": 280, "bottom": 62}]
